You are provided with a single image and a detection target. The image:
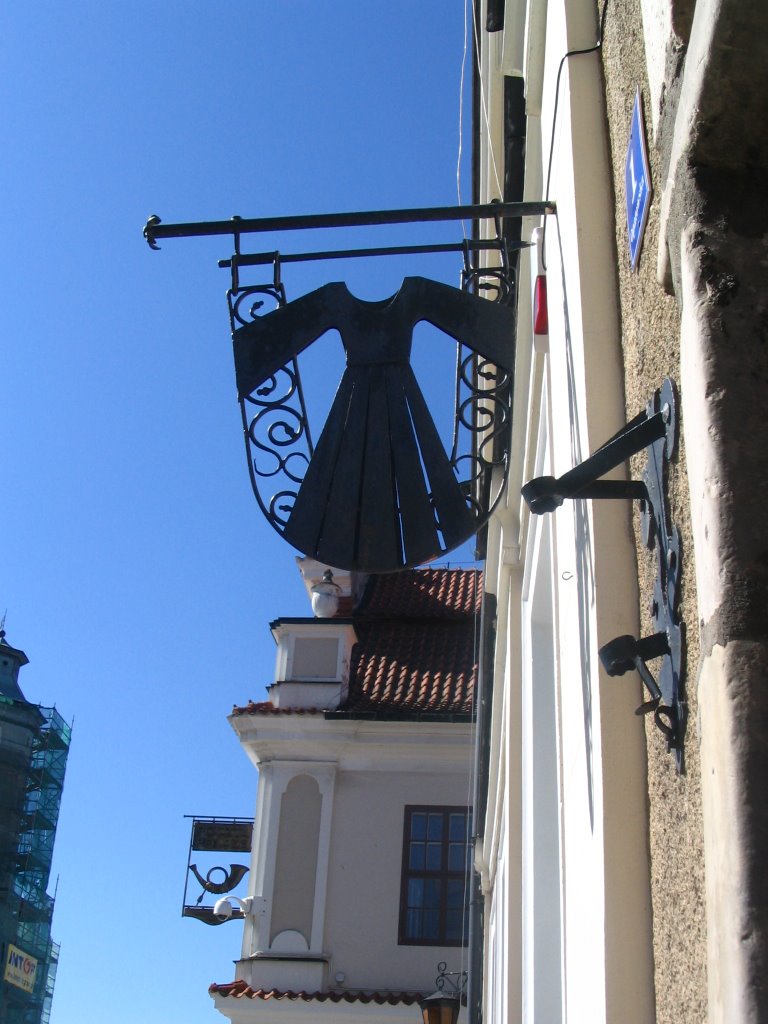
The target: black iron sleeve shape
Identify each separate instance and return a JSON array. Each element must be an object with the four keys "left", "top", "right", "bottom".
[{"left": 232, "top": 282, "right": 349, "bottom": 398}]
